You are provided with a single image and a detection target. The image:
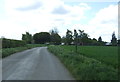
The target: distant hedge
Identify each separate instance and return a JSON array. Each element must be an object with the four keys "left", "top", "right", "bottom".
[{"left": 2, "top": 38, "right": 26, "bottom": 48}]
